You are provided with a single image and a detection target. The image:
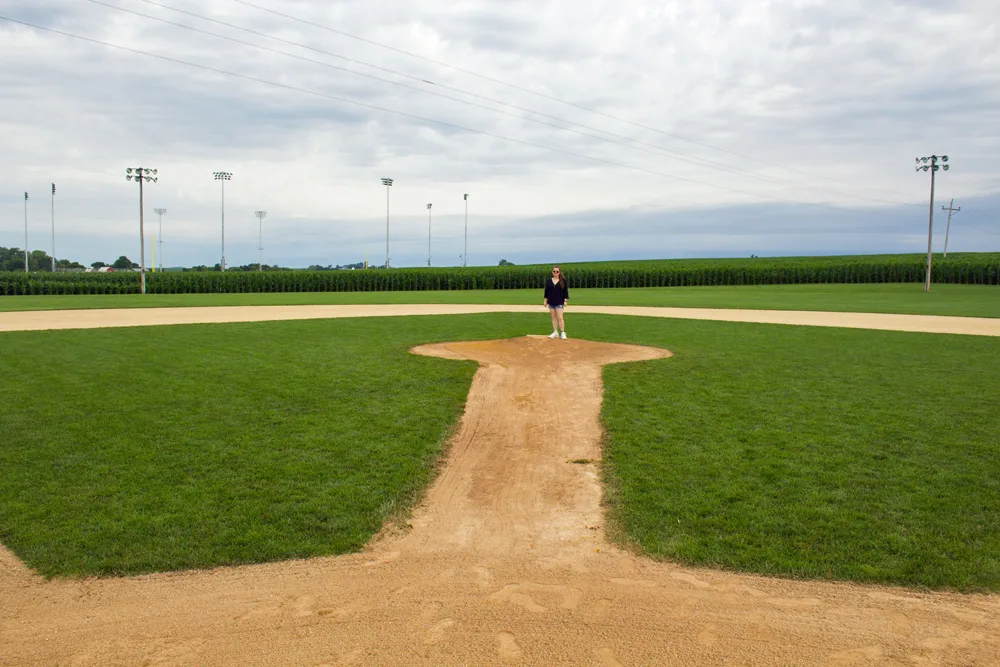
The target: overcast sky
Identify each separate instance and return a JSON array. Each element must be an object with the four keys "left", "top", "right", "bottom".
[{"left": 1, "top": 0, "right": 998, "bottom": 268}]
